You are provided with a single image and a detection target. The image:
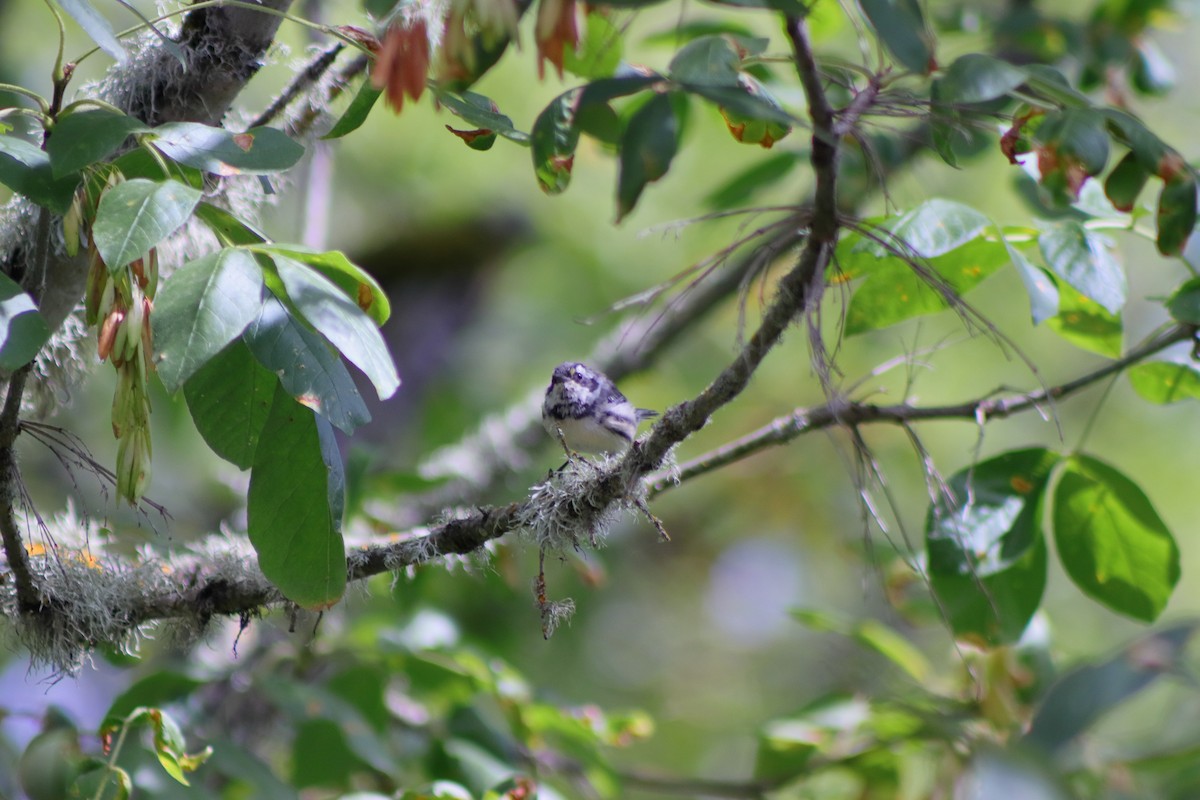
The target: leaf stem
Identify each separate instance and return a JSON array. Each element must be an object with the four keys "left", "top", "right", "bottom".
[
  {"left": 91, "top": 717, "right": 133, "bottom": 800},
  {"left": 0, "top": 84, "right": 51, "bottom": 115}
]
